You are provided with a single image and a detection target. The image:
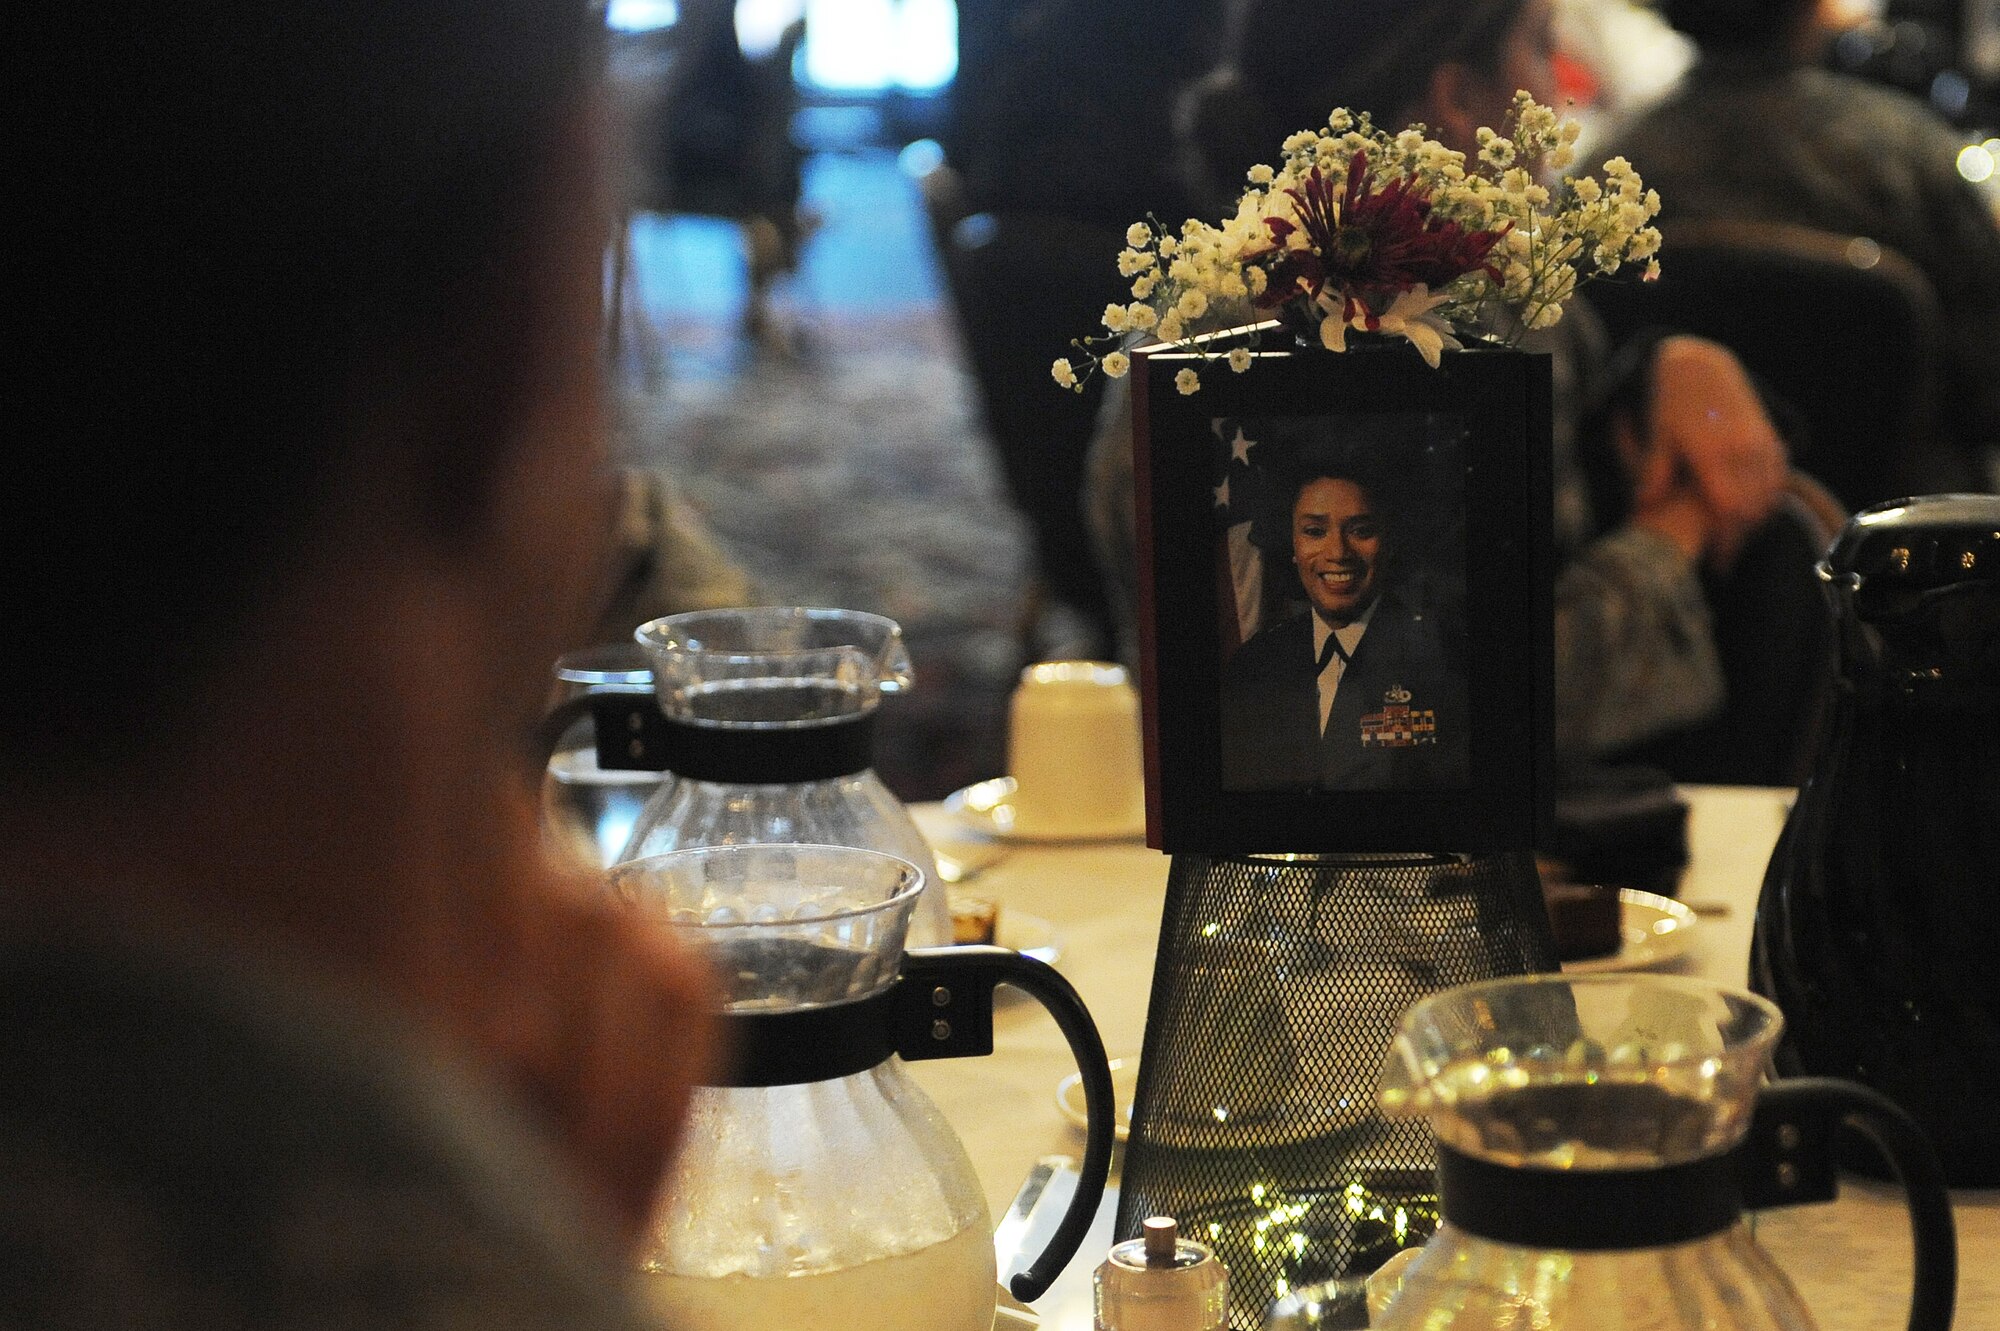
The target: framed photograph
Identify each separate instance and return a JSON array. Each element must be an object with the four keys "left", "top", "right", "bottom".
[{"left": 1131, "top": 333, "right": 1555, "bottom": 852}]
